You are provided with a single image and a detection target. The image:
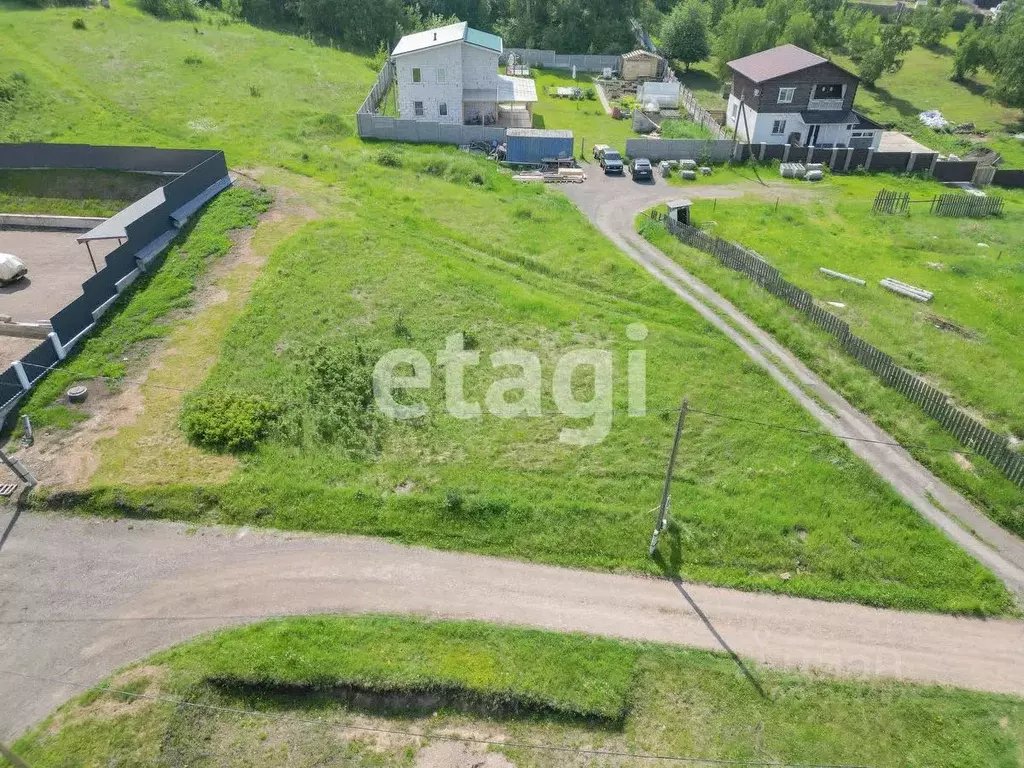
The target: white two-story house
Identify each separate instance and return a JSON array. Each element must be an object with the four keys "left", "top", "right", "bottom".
[
  {"left": 725, "top": 44, "right": 882, "bottom": 149},
  {"left": 391, "top": 21, "right": 537, "bottom": 127}
]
